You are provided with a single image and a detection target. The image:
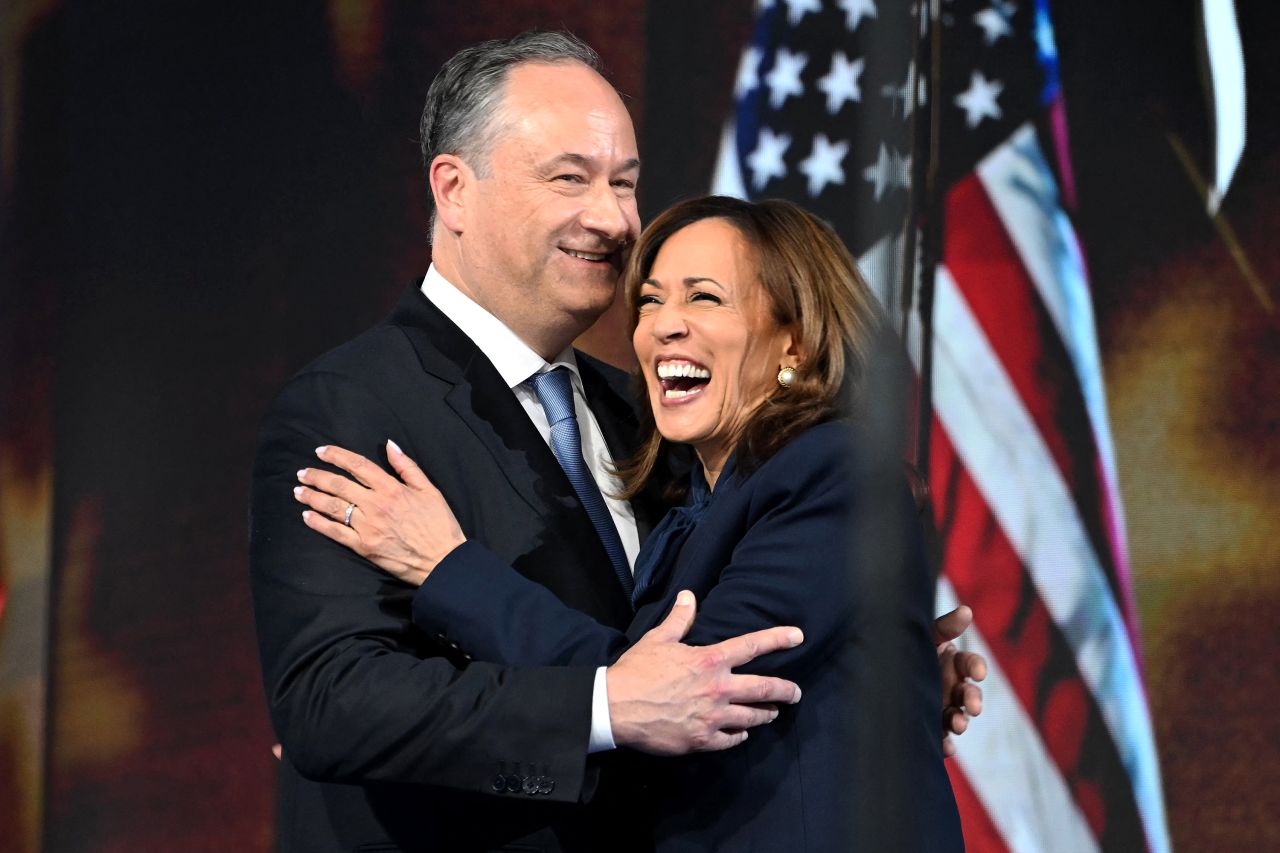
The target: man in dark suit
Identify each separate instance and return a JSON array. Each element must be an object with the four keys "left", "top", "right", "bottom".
[{"left": 250, "top": 32, "right": 810, "bottom": 853}]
